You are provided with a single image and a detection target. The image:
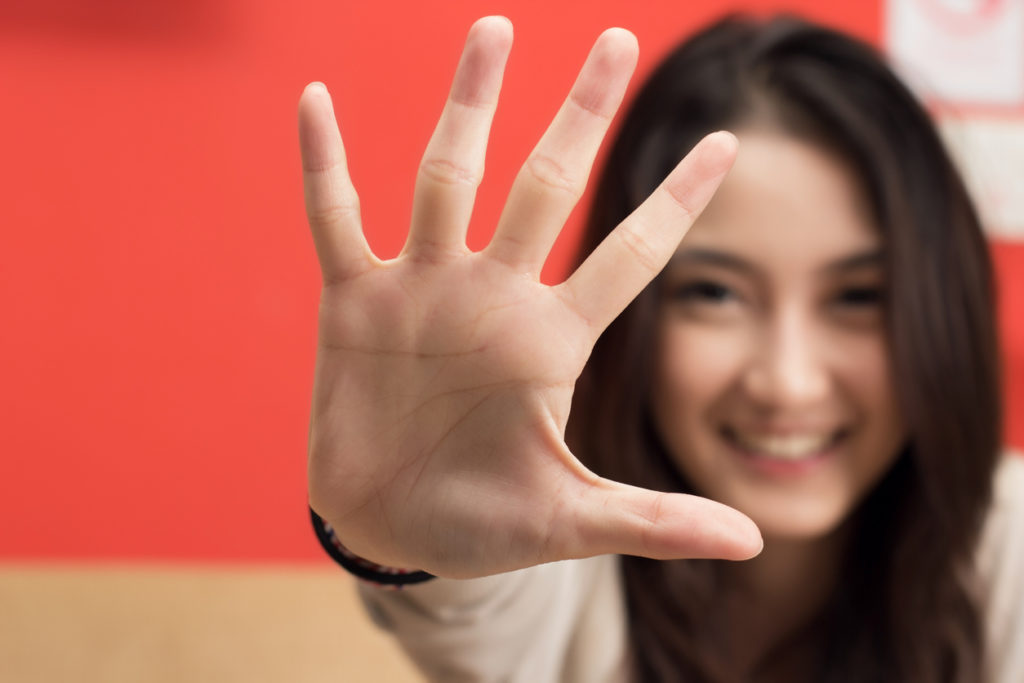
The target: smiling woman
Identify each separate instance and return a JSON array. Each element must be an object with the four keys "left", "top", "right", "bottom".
[
  {"left": 302, "top": 13, "right": 1021, "bottom": 683},
  {"left": 567, "top": 14, "right": 1008, "bottom": 681},
  {"left": 651, "top": 132, "right": 906, "bottom": 545}
]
